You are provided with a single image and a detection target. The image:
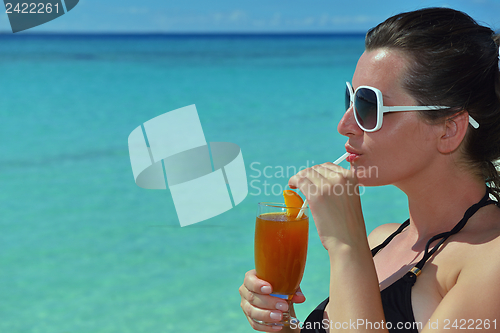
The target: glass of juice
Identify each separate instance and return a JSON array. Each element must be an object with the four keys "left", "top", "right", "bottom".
[{"left": 254, "top": 202, "right": 309, "bottom": 326}]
